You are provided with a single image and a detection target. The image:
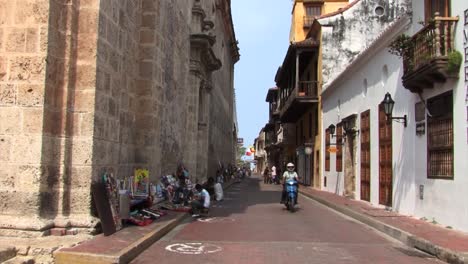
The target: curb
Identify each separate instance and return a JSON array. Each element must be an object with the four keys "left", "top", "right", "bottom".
[
  {"left": 299, "top": 190, "right": 467, "bottom": 264},
  {"left": 54, "top": 213, "right": 188, "bottom": 264}
]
